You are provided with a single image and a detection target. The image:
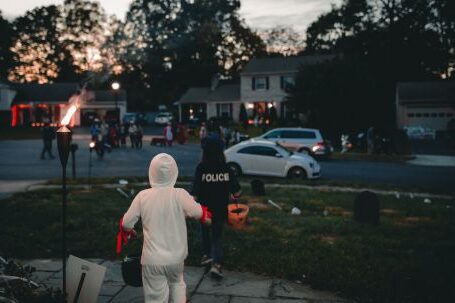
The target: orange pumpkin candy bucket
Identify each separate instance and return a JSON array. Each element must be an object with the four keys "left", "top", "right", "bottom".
[{"left": 228, "top": 203, "right": 249, "bottom": 230}]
